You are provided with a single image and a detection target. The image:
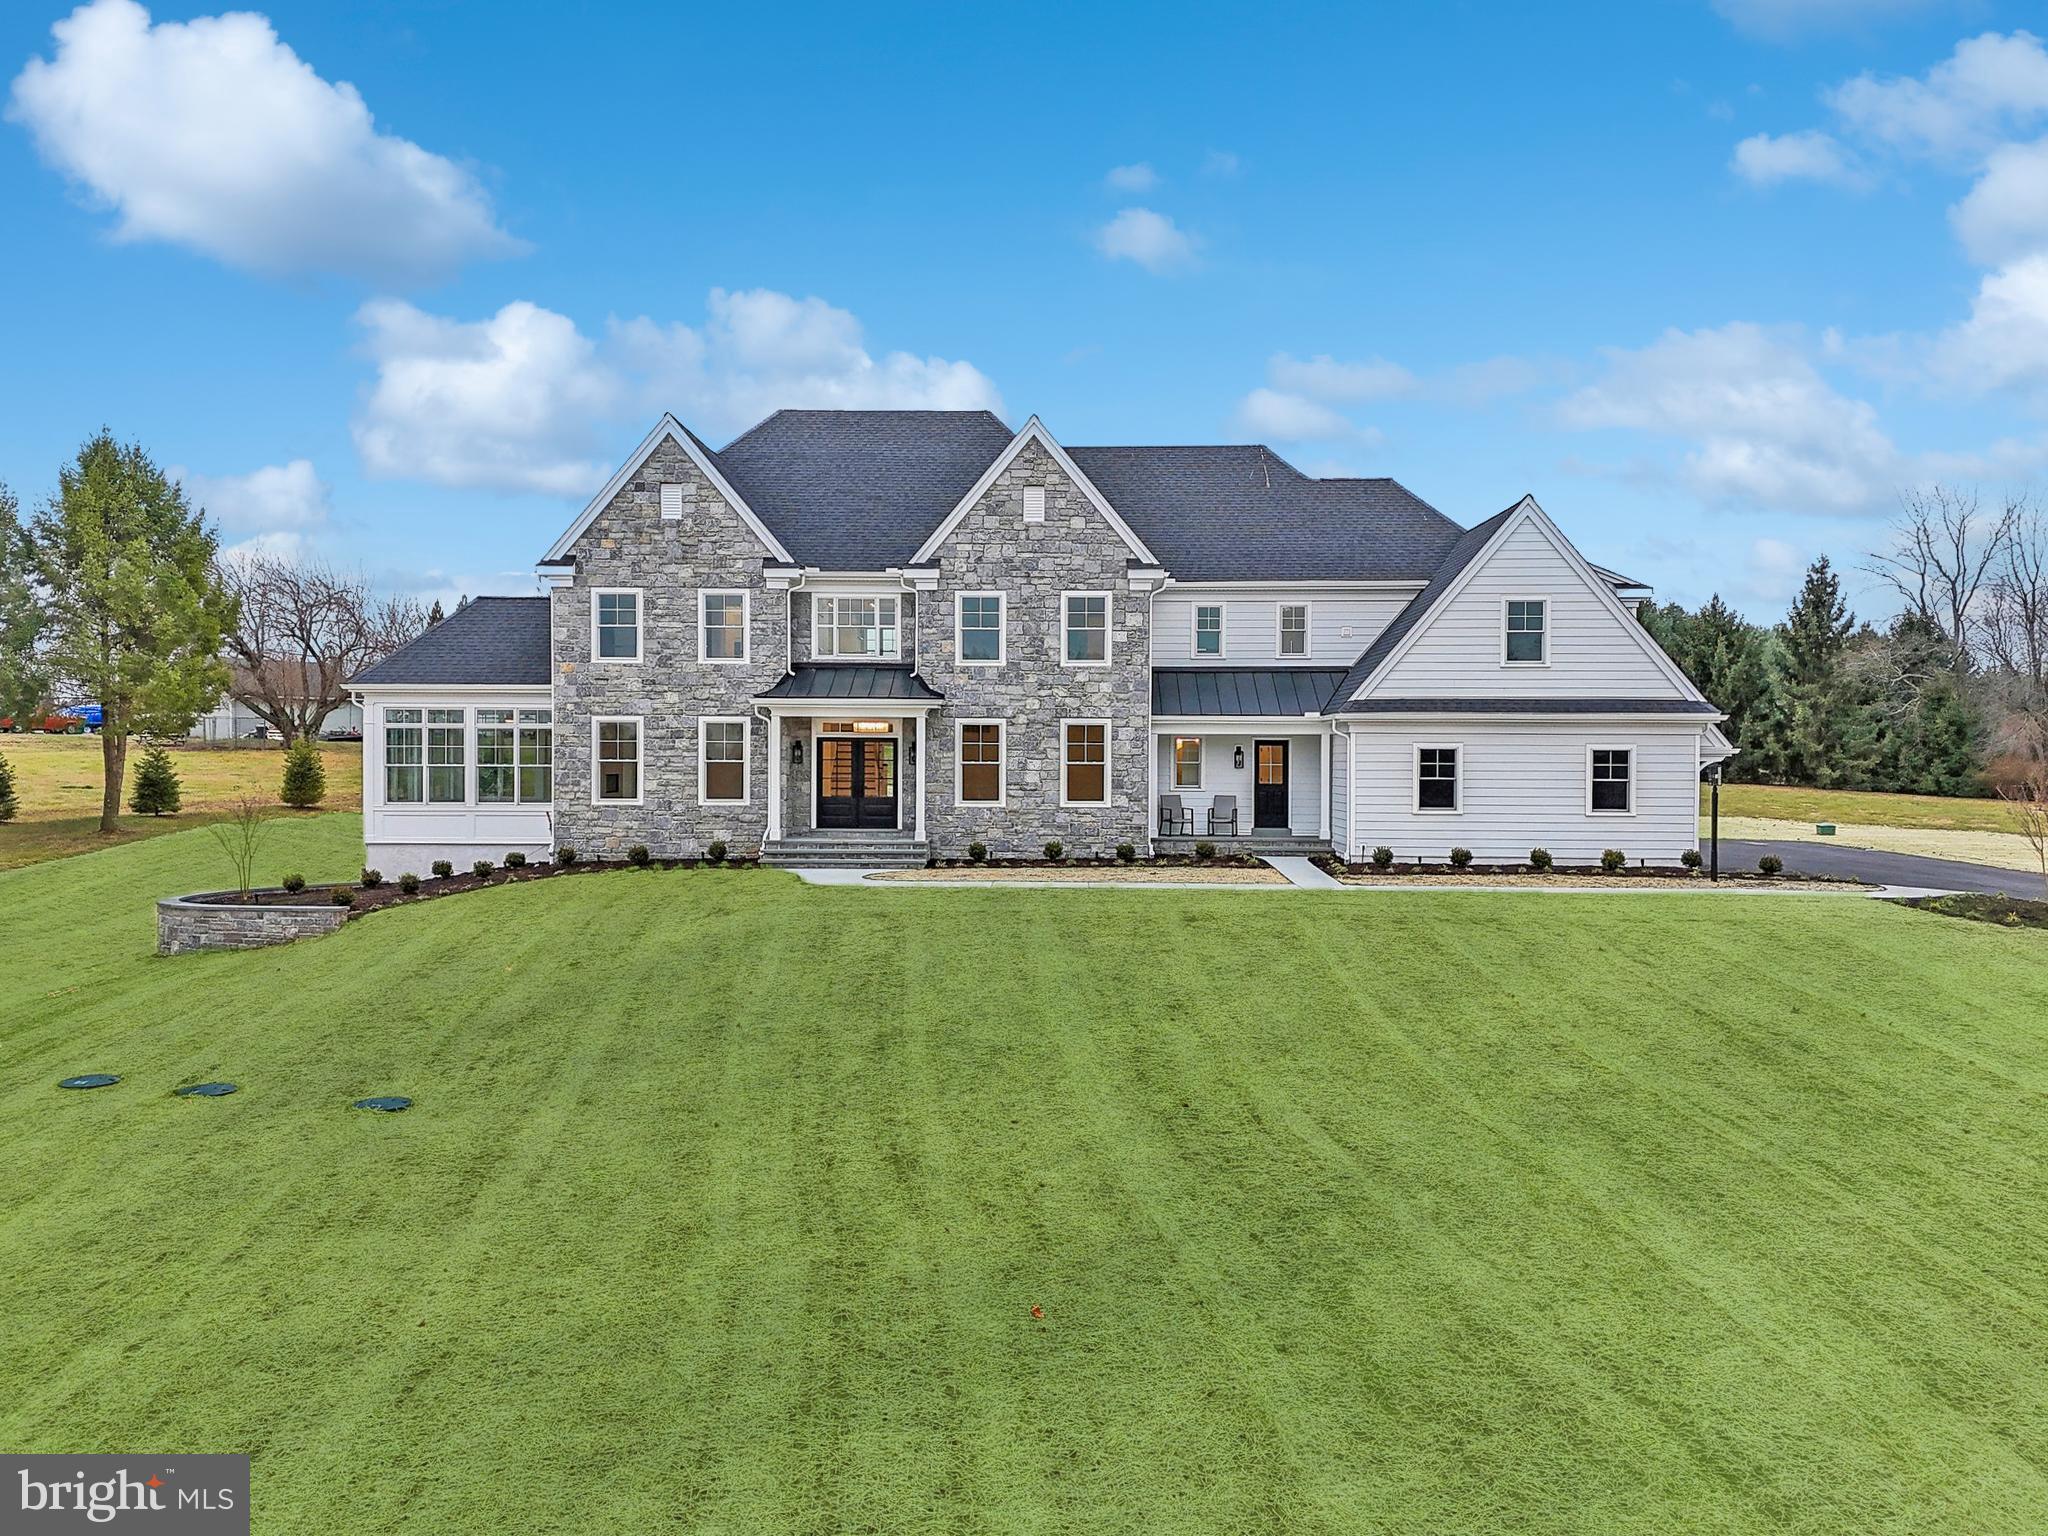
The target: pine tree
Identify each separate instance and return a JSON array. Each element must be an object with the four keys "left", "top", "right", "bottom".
[
  {"left": 427, "top": 600, "right": 445, "bottom": 625},
  {"left": 0, "top": 749, "right": 17, "bottom": 824},
  {"left": 280, "top": 737, "right": 327, "bottom": 808},
  {"left": 128, "top": 744, "right": 183, "bottom": 816},
  {"left": 1769, "top": 557, "right": 1872, "bottom": 787}
]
